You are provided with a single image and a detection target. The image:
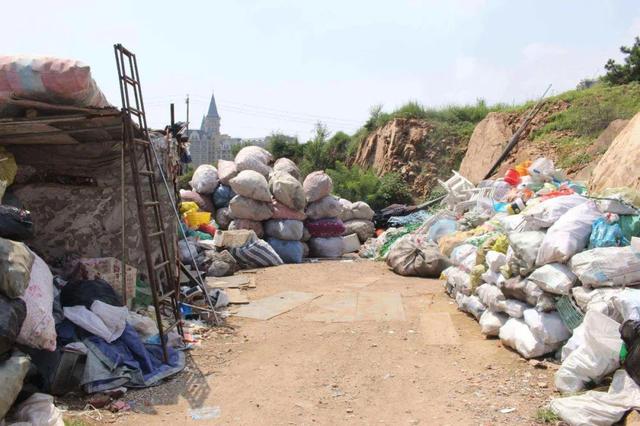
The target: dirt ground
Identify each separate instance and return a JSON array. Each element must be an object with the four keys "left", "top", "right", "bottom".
[{"left": 64, "top": 259, "right": 560, "bottom": 425}]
